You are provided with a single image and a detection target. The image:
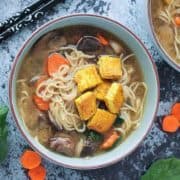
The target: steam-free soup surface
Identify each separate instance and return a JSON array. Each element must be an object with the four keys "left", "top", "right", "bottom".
[
  {"left": 16, "top": 25, "right": 147, "bottom": 157},
  {"left": 151, "top": 0, "right": 180, "bottom": 64}
]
